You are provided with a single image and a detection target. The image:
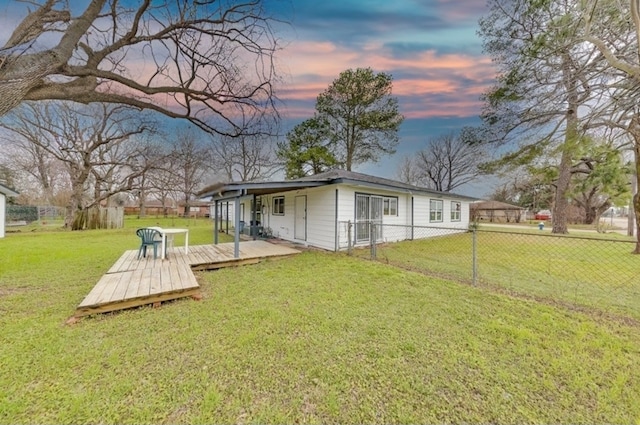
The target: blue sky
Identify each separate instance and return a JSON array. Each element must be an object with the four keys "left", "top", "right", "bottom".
[
  {"left": 0, "top": 0, "right": 496, "bottom": 195},
  {"left": 267, "top": 0, "right": 495, "bottom": 194}
]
